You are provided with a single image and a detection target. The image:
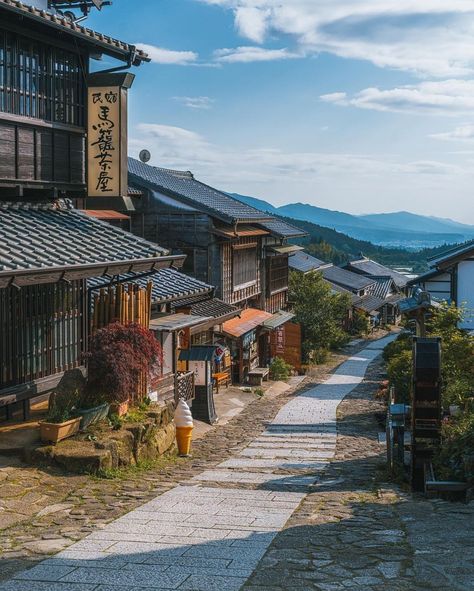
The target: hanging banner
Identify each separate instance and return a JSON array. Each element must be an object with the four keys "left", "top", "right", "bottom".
[{"left": 87, "top": 73, "right": 134, "bottom": 199}]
